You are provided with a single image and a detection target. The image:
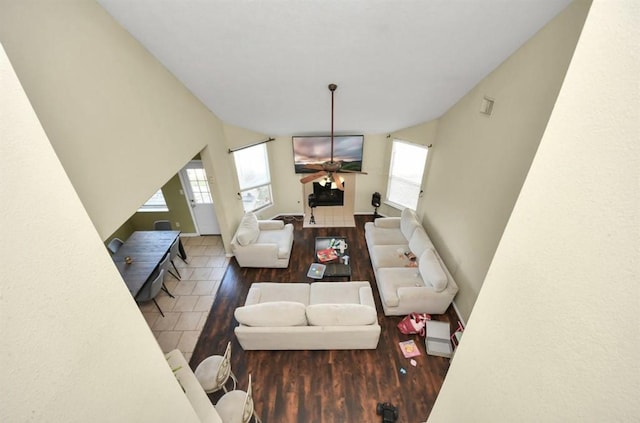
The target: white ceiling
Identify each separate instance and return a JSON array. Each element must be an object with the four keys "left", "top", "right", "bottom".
[{"left": 96, "top": 0, "right": 572, "bottom": 136}]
